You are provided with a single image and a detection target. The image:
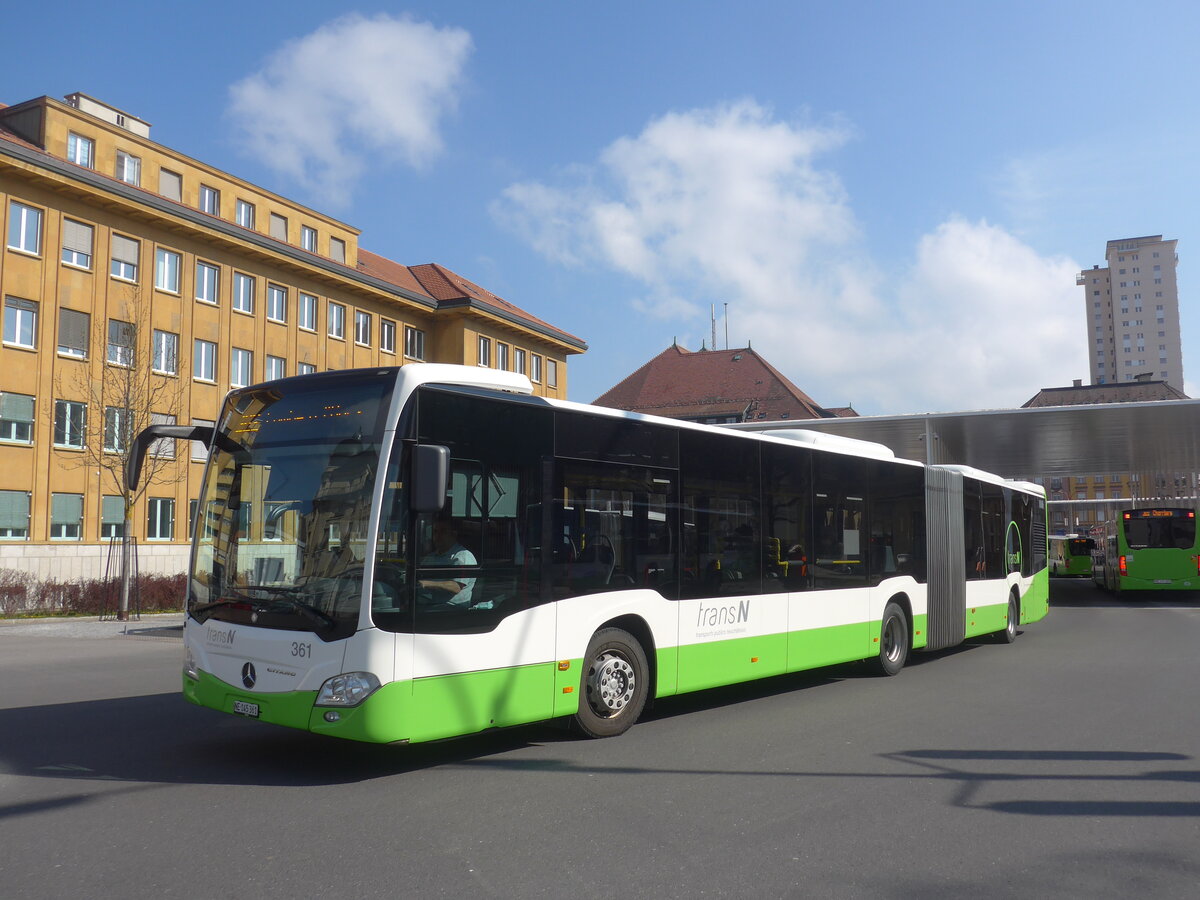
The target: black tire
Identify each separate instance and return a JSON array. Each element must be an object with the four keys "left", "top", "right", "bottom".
[
  {"left": 573, "top": 627, "right": 649, "bottom": 738},
  {"left": 872, "top": 602, "right": 909, "bottom": 676},
  {"left": 995, "top": 591, "right": 1019, "bottom": 644}
]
